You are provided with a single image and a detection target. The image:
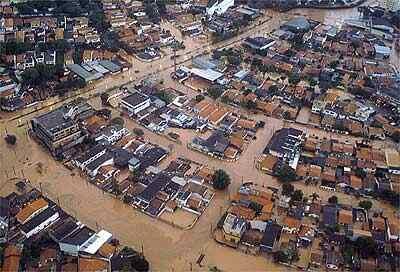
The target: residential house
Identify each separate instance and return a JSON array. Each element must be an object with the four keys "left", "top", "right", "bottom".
[
  {"left": 222, "top": 213, "right": 248, "bottom": 244},
  {"left": 120, "top": 92, "right": 151, "bottom": 115},
  {"left": 260, "top": 222, "right": 282, "bottom": 252}
]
